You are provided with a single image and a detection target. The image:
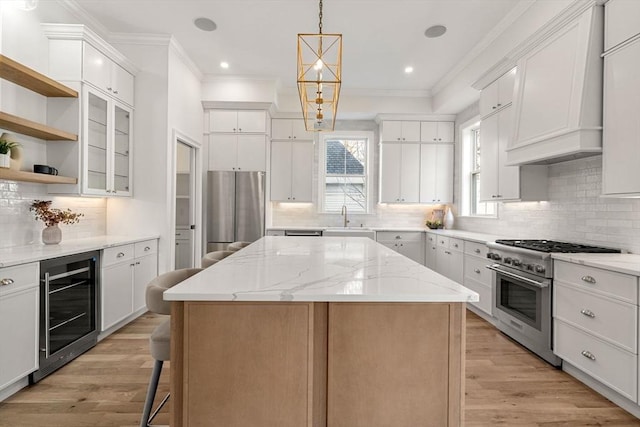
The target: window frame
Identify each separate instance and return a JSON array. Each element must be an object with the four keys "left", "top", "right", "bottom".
[
  {"left": 460, "top": 118, "right": 496, "bottom": 218},
  {"left": 318, "top": 131, "right": 374, "bottom": 214}
]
